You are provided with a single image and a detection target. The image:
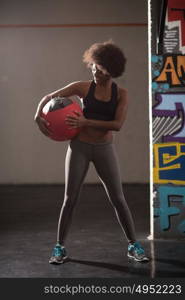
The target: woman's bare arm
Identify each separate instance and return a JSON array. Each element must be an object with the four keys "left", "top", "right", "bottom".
[{"left": 34, "top": 81, "right": 85, "bottom": 119}]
